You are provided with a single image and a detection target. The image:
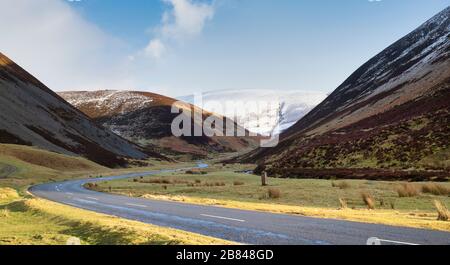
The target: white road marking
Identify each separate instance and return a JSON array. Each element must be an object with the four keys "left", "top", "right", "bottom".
[
  {"left": 200, "top": 214, "right": 246, "bottom": 223},
  {"left": 74, "top": 198, "right": 98, "bottom": 204},
  {"left": 378, "top": 239, "right": 419, "bottom": 245},
  {"left": 125, "top": 203, "right": 147, "bottom": 208},
  {"left": 368, "top": 237, "right": 419, "bottom": 245},
  {"left": 66, "top": 192, "right": 74, "bottom": 196},
  {"left": 86, "top": 197, "right": 99, "bottom": 201}
]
